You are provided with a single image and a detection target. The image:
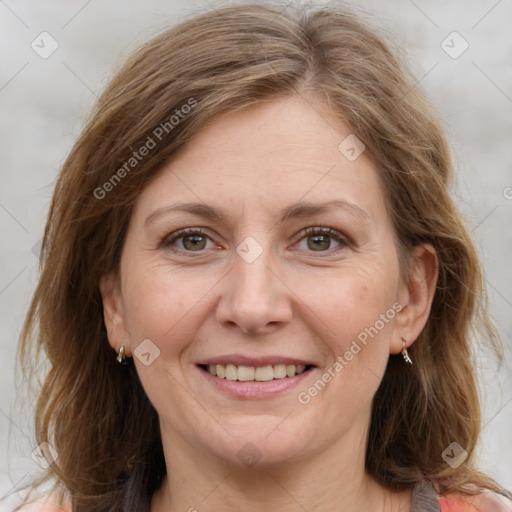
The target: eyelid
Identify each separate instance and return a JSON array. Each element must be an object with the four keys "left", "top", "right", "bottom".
[{"left": 301, "top": 226, "right": 348, "bottom": 241}]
